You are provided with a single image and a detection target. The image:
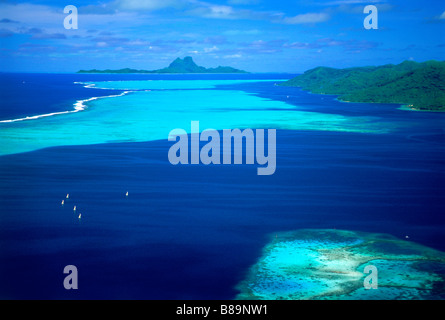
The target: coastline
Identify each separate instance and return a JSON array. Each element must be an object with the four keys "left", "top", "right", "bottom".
[
  {"left": 0, "top": 87, "right": 130, "bottom": 124},
  {"left": 279, "top": 60, "right": 445, "bottom": 113},
  {"left": 398, "top": 104, "right": 445, "bottom": 112},
  {"left": 291, "top": 86, "right": 445, "bottom": 113}
]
